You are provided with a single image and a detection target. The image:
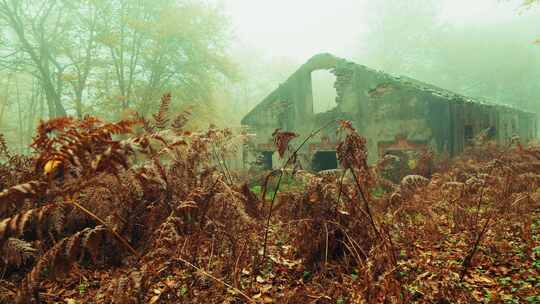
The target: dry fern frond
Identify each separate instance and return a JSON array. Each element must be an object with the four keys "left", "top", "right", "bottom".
[
  {"left": 1, "top": 238, "right": 37, "bottom": 267},
  {"left": 400, "top": 175, "right": 430, "bottom": 192},
  {"left": 153, "top": 215, "right": 183, "bottom": 251},
  {"left": 171, "top": 106, "right": 192, "bottom": 133},
  {"left": 0, "top": 133, "right": 9, "bottom": 159},
  {"left": 336, "top": 120, "right": 368, "bottom": 173},
  {"left": 17, "top": 226, "right": 107, "bottom": 303},
  {"left": 135, "top": 113, "right": 155, "bottom": 134},
  {"left": 31, "top": 117, "right": 75, "bottom": 153},
  {"left": 32, "top": 117, "right": 138, "bottom": 177},
  {"left": 153, "top": 93, "right": 172, "bottom": 131},
  {"left": 0, "top": 181, "right": 46, "bottom": 214},
  {"left": 0, "top": 204, "right": 64, "bottom": 243},
  {"left": 0, "top": 280, "right": 17, "bottom": 303},
  {"left": 272, "top": 129, "right": 298, "bottom": 158},
  {"left": 337, "top": 119, "right": 355, "bottom": 132}
]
